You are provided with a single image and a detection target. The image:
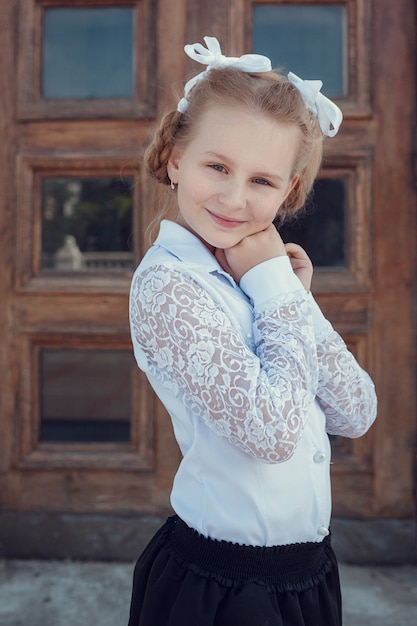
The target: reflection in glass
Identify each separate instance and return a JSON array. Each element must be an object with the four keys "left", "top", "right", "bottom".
[
  {"left": 41, "top": 177, "right": 134, "bottom": 272},
  {"left": 40, "top": 349, "right": 132, "bottom": 443},
  {"left": 276, "top": 179, "right": 346, "bottom": 268},
  {"left": 42, "top": 7, "right": 133, "bottom": 99},
  {"left": 253, "top": 5, "right": 346, "bottom": 96}
]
